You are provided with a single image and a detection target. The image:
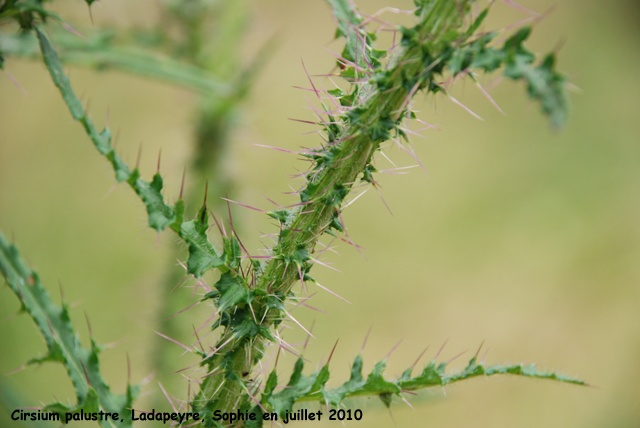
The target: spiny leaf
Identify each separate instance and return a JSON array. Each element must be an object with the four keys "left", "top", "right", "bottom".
[
  {"left": 130, "top": 172, "right": 176, "bottom": 230},
  {"left": 35, "top": 25, "right": 230, "bottom": 277},
  {"left": 36, "top": 25, "right": 170, "bottom": 224},
  {"left": 473, "top": 28, "right": 569, "bottom": 127},
  {"left": 448, "top": 27, "right": 569, "bottom": 127},
  {"left": 213, "top": 272, "right": 248, "bottom": 312},
  {"left": 223, "top": 235, "right": 242, "bottom": 270},
  {"left": 178, "top": 204, "right": 225, "bottom": 277},
  {"left": 0, "top": 231, "right": 138, "bottom": 428},
  {"left": 256, "top": 353, "right": 585, "bottom": 421}
]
